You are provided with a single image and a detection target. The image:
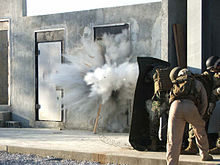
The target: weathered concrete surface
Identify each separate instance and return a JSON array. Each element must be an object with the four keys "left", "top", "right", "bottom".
[
  {"left": 0, "top": 0, "right": 26, "bottom": 18},
  {"left": 0, "top": 128, "right": 219, "bottom": 165},
  {"left": 187, "top": 0, "right": 202, "bottom": 73},
  {"left": 187, "top": 0, "right": 220, "bottom": 72},
  {"left": 0, "top": 111, "right": 11, "bottom": 121},
  {"left": 187, "top": 0, "right": 220, "bottom": 134},
  {"left": 201, "top": 0, "right": 220, "bottom": 70},
  {"left": 161, "top": 0, "right": 187, "bottom": 66},
  {"left": 7, "top": 2, "right": 161, "bottom": 131}
]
